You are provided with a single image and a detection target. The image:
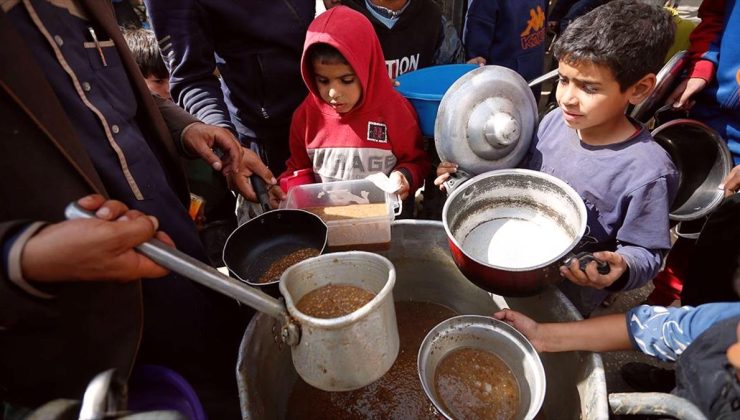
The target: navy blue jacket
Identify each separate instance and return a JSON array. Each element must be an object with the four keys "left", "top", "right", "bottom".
[
  {"left": 145, "top": 0, "right": 315, "bottom": 170},
  {"left": 464, "top": 0, "right": 546, "bottom": 83}
]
